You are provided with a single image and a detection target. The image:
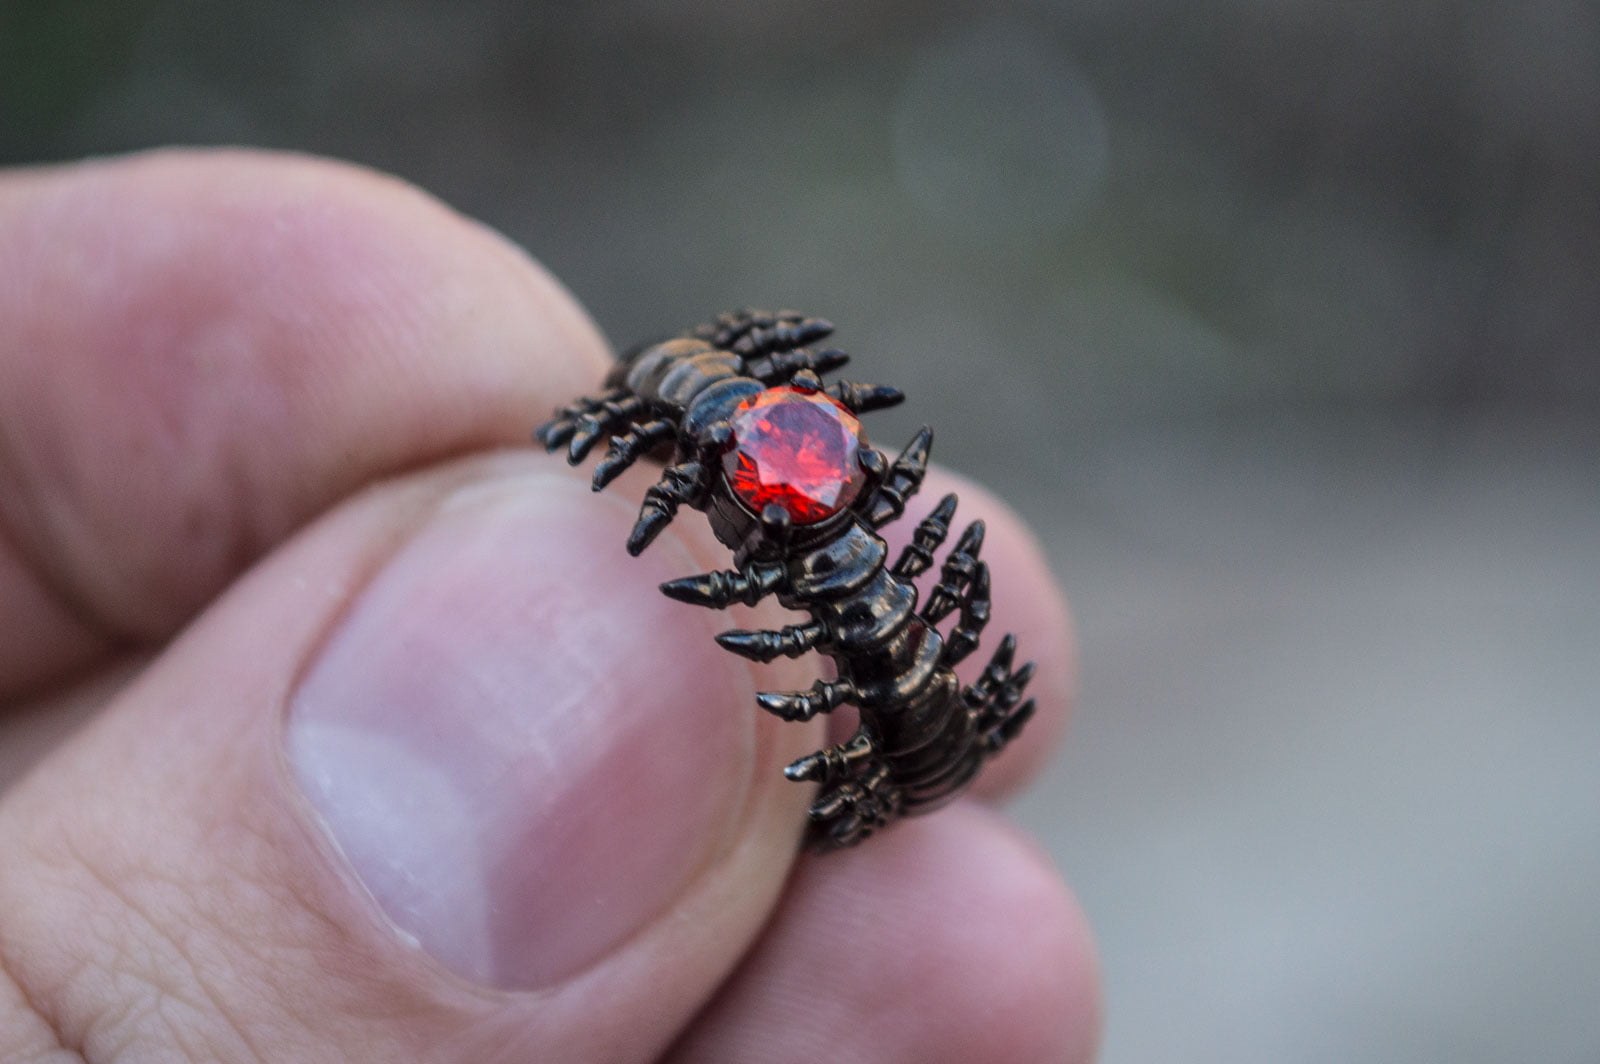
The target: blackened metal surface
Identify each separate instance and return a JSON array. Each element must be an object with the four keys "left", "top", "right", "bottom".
[{"left": 537, "top": 309, "right": 1035, "bottom": 850}]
